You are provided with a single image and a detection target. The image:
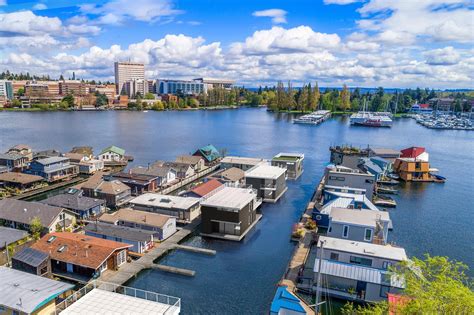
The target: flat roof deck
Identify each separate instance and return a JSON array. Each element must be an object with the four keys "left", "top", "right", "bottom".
[
  {"left": 245, "top": 164, "right": 286, "bottom": 179},
  {"left": 60, "top": 289, "right": 180, "bottom": 315},
  {"left": 130, "top": 193, "right": 200, "bottom": 210}
]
